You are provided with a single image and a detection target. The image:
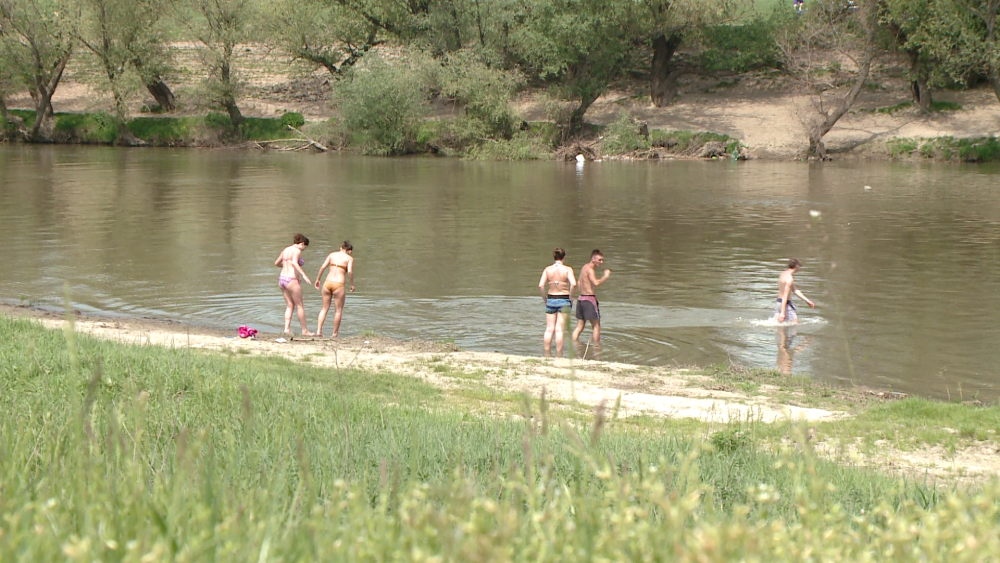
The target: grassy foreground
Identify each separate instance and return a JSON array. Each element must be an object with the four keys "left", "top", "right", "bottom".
[{"left": 2, "top": 314, "right": 1000, "bottom": 561}]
